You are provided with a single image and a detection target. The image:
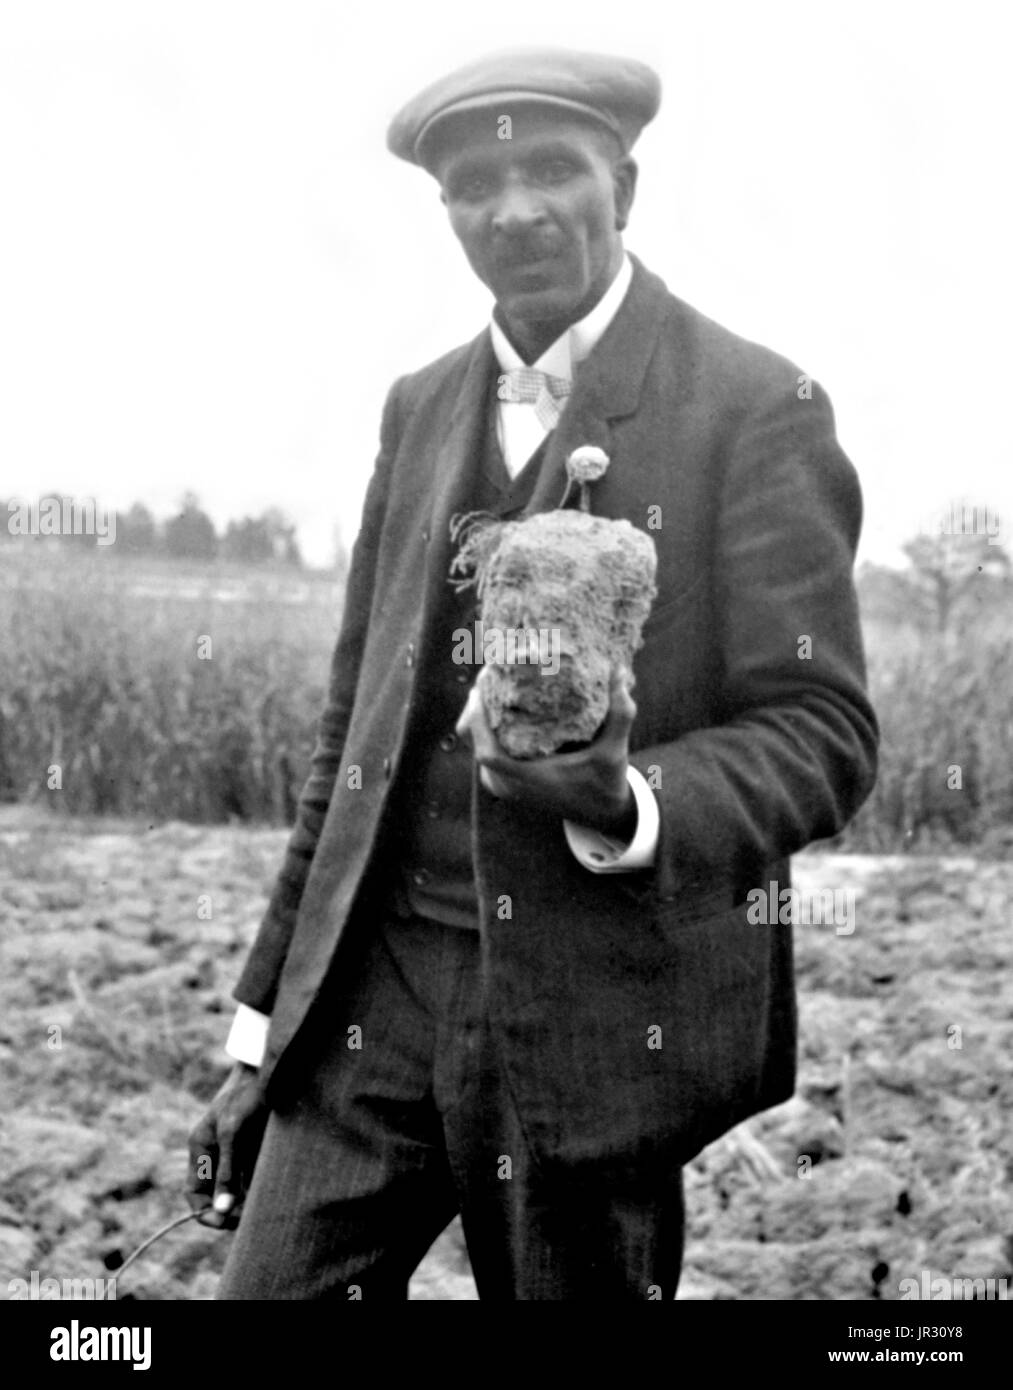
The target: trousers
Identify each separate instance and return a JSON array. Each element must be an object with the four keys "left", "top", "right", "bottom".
[{"left": 217, "top": 912, "right": 686, "bottom": 1300}]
